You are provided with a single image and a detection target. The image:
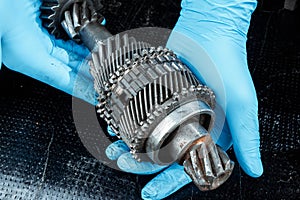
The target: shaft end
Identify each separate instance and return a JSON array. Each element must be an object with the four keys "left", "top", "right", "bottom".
[{"left": 183, "top": 135, "right": 234, "bottom": 191}]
